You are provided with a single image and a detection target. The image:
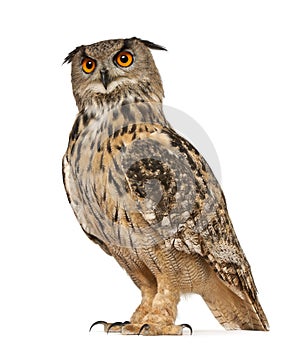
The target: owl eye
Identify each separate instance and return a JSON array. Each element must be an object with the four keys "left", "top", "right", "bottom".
[
  {"left": 115, "top": 51, "right": 134, "bottom": 67},
  {"left": 81, "top": 57, "right": 96, "bottom": 74}
]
